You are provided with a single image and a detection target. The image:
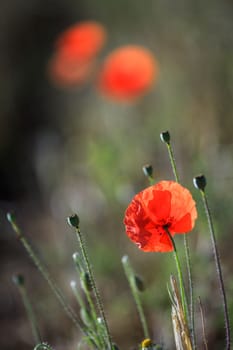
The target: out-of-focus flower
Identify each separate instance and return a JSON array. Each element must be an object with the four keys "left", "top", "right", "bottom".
[
  {"left": 124, "top": 181, "right": 197, "bottom": 252},
  {"left": 49, "top": 21, "right": 106, "bottom": 87},
  {"left": 97, "top": 45, "right": 159, "bottom": 101},
  {"left": 48, "top": 53, "right": 94, "bottom": 86},
  {"left": 55, "top": 21, "right": 107, "bottom": 62}
]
